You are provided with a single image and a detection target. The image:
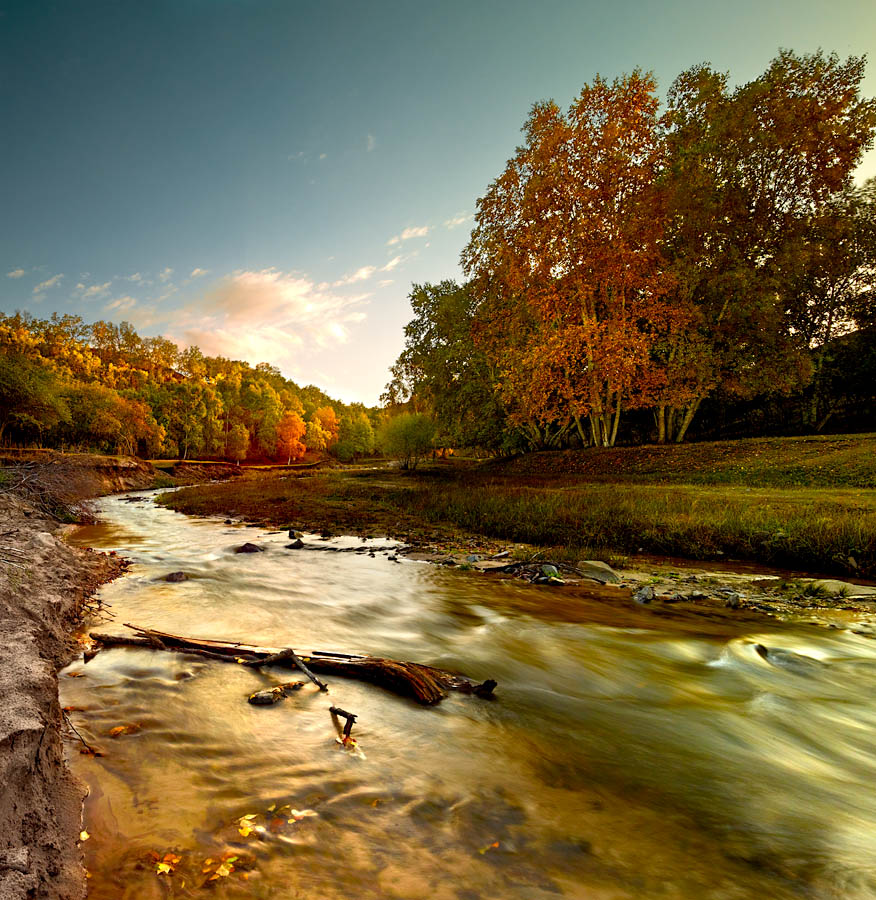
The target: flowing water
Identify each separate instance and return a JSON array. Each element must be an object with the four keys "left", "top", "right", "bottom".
[{"left": 61, "top": 491, "right": 876, "bottom": 899}]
